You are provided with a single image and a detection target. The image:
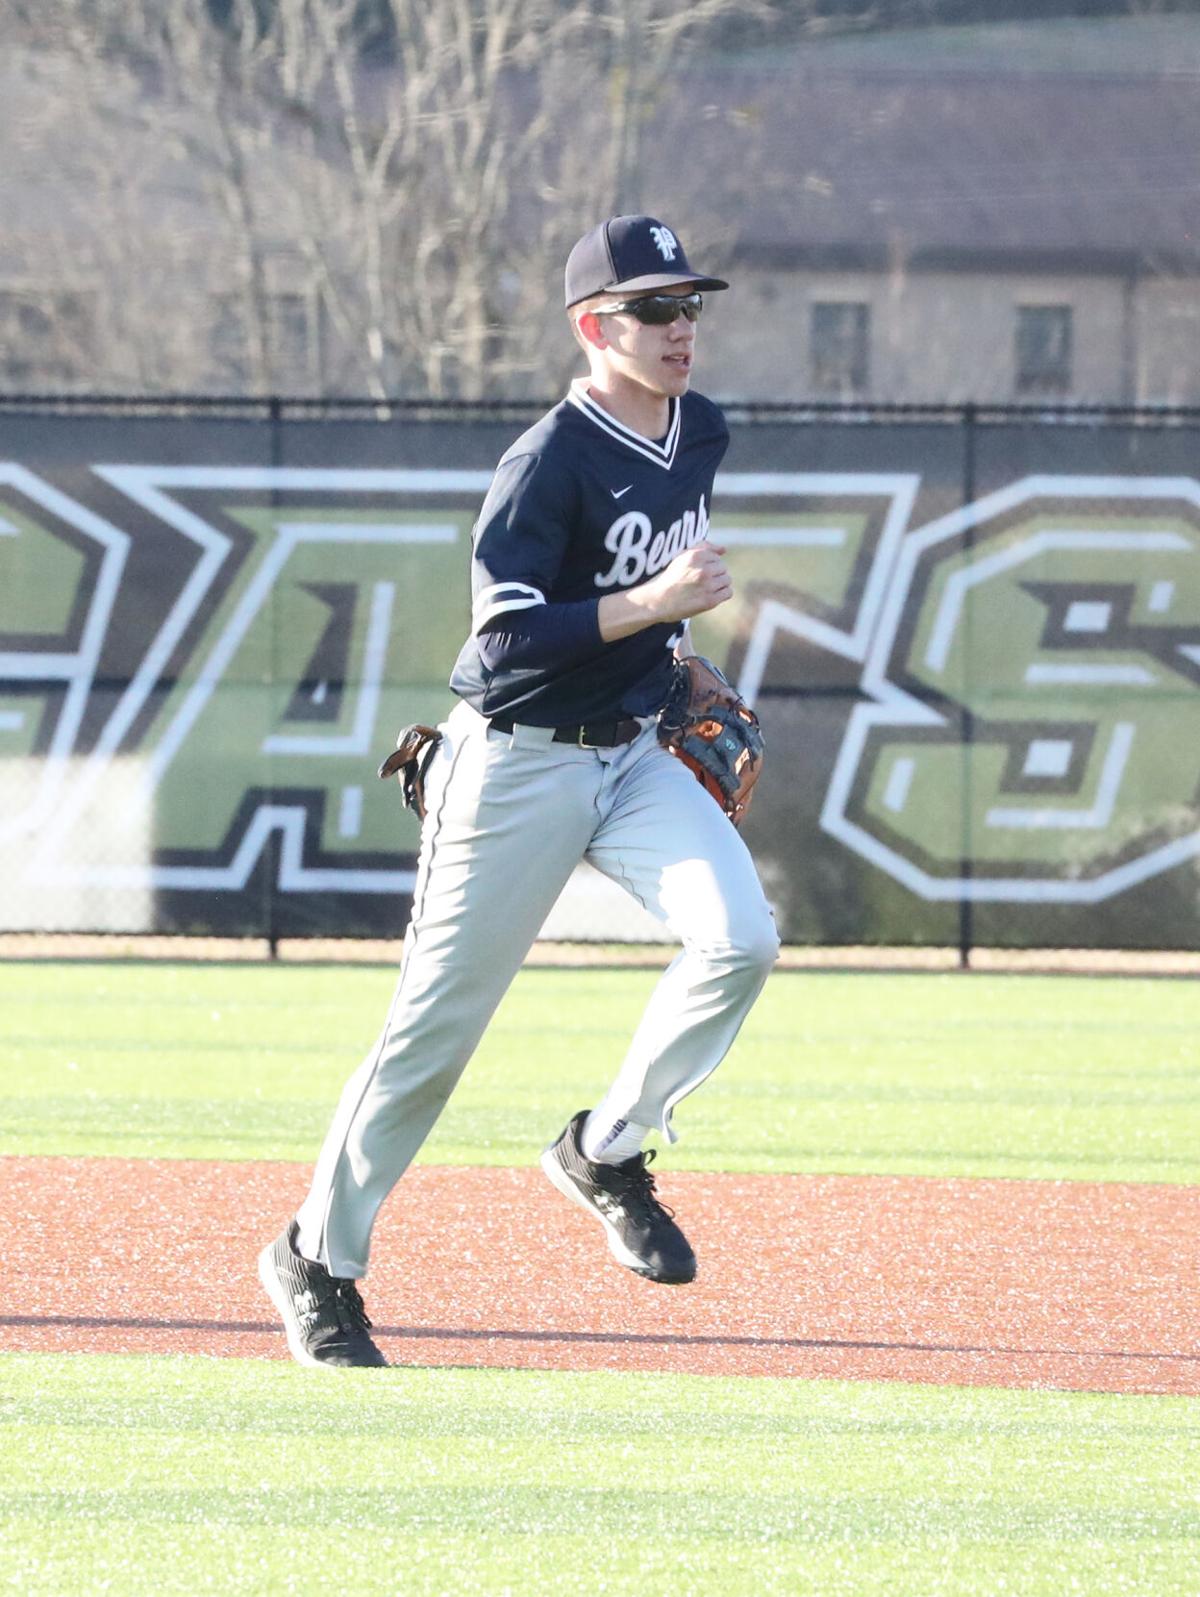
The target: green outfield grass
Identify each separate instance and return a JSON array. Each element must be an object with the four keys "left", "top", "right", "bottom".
[
  {"left": 1, "top": 961, "right": 1197, "bottom": 1181},
  {"left": 2, "top": 1355, "right": 1197, "bottom": 1597},
  {"left": 5, "top": 959, "right": 1198, "bottom": 1596}
]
